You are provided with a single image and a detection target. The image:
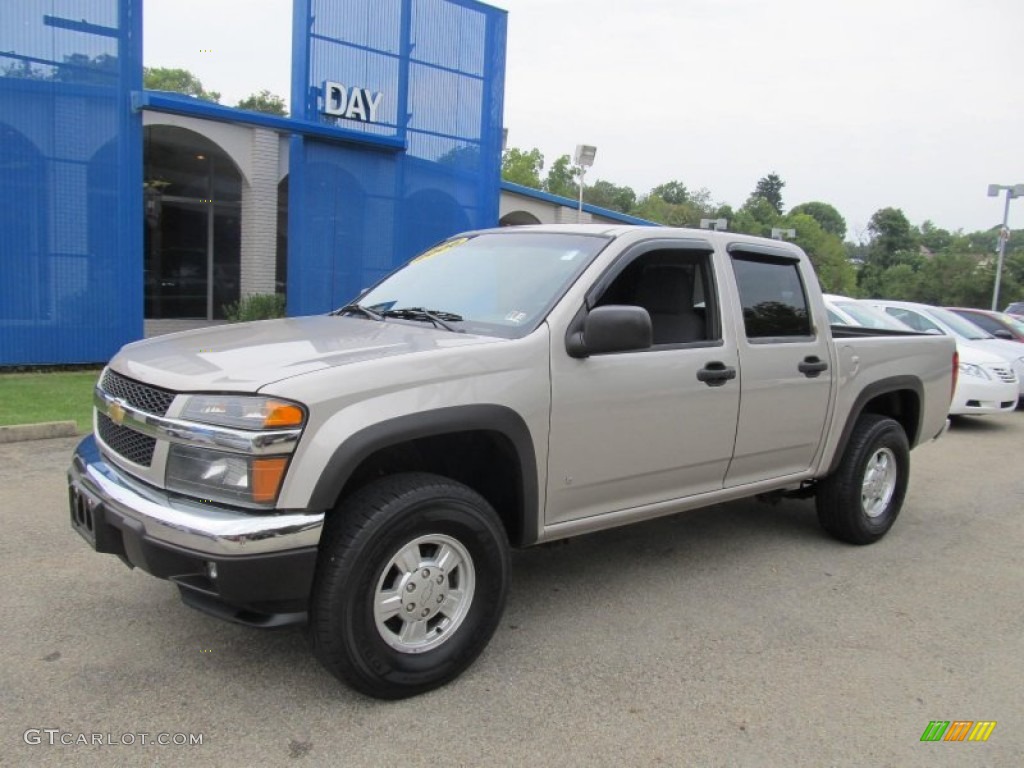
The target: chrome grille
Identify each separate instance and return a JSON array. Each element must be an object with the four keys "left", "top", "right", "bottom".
[
  {"left": 97, "top": 413, "right": 157, "bottom": 467},
  {"left": 986, "top": 365, "right": 1017, "bottom": 384},
  {"left": 100, "top": 370, "right": 176, "bottom": 416}
]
